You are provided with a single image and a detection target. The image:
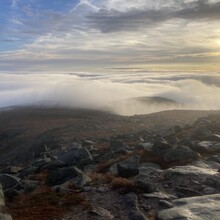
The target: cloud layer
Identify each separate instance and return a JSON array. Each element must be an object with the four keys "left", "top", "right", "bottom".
[{"left": 1, "top": 72, "right": 220, "bottom": 115}]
